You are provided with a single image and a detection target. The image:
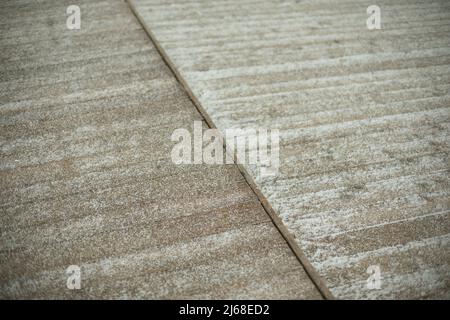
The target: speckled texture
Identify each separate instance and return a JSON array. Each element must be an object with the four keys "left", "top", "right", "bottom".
[
  {"left": 130, "top": 0, "right": 450, "bottom": 299},
  {"left": 0, "top": 0, "right": 322, "bottom": 299}
]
